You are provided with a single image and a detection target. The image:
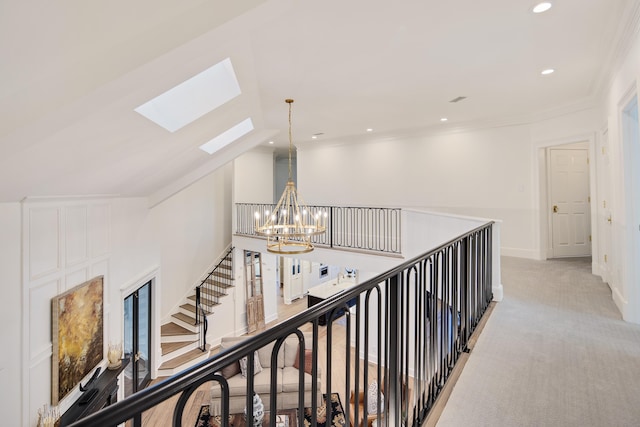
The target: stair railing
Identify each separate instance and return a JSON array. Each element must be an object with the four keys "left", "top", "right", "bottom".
[
  {"left": 195, "top": 288, "right": 208, "bottom": 351},
  {"left": 69, "top": 222, "right": 495, "bottom": 427},
  {"left": 194, "top": 246, "right": 234, "bottom": 351}
]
